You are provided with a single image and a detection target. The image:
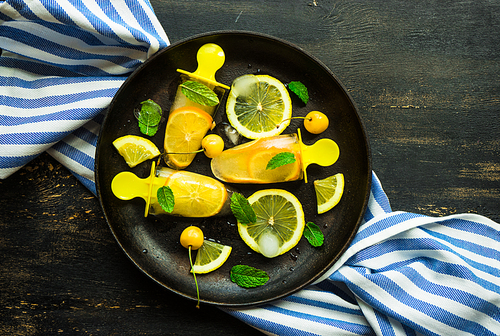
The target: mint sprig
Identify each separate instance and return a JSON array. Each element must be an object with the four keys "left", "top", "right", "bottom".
[
  {"left": 266, "top": 152, "right": 296, "bottom": 170},
  {"left": 303, "top": 222, "right": 324, "bottom": 247},
  {"left": 135, "top": 99, "right": 162, "bottom": 136},
  {"left": 230, "top": 265, "right": 269, "bottom": 288},
  {"left": 288, "top": 81, "right": 309, "bottom": 104},
  {"left": 230, "top": 193, "right": 256, "bottom": 225},
  {"left": 180, "top": 80, "right": 219, "bottom": 106},
  {"left": 157, "top": 186, "right": 174, "bottom": 213}
]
